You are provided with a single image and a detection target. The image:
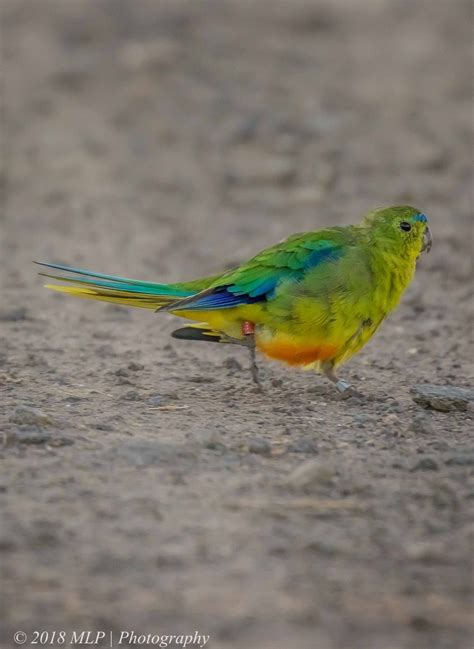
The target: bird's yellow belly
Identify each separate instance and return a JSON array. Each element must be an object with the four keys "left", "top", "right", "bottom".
[{"left": 173, "top": 303, "right": 381, "bottom": 370}]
